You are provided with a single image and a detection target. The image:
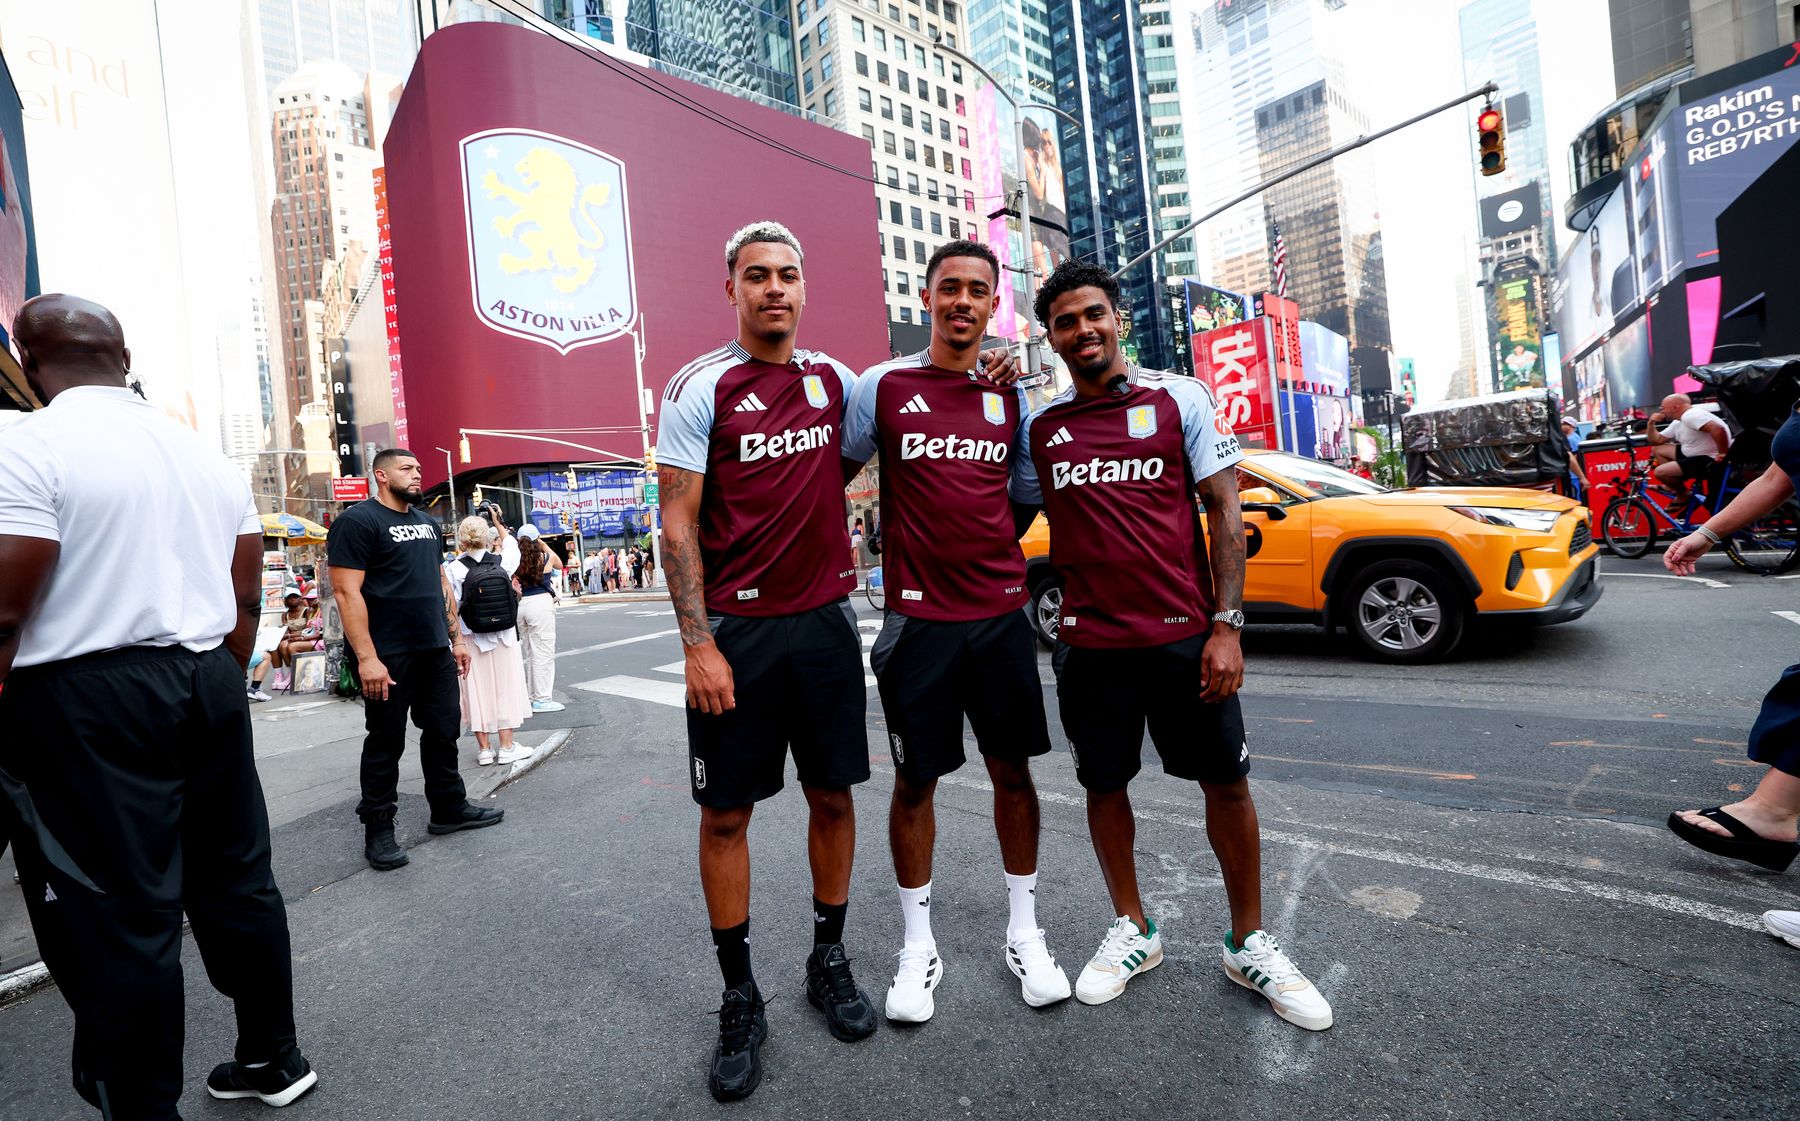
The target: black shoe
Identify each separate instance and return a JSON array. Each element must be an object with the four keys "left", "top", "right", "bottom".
[
  {"left": 707, "top": 983, "right": 768, "bottom": 1102},
  {"left": 363, "top": 818, "right": 408, "bottom": 871},
  {"left": 427, "top": 802, "right": 504, "bottom": 835},
  {"left": 805, "top": 943, "right": 877, "bottom": 1042},
  {"left": 207, "top": 1046, "right": 319, "bottom": 1107}
]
